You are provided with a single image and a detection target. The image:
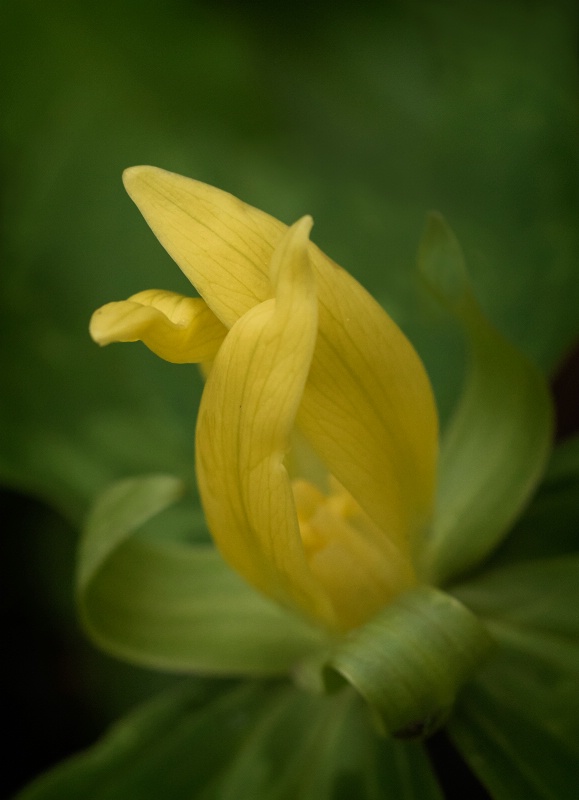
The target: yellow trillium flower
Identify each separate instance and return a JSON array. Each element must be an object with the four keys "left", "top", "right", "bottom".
[{"left": 90, "top": 166, "right": 438, "bottom": 633}]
